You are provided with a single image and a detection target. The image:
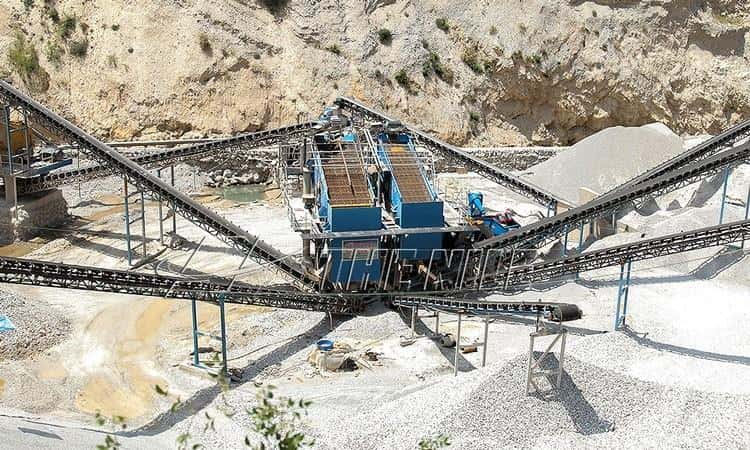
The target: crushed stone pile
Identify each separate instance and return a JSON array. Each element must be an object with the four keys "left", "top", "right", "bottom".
[
  {"left": 0, "top": 291, "right": 71, "bottom": 360},
  {"left": 523, "top": 123, "right": 684, "bottom": 204},
  {"left": 318, "top": 351, "right": 750, "bottom": 450}
]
